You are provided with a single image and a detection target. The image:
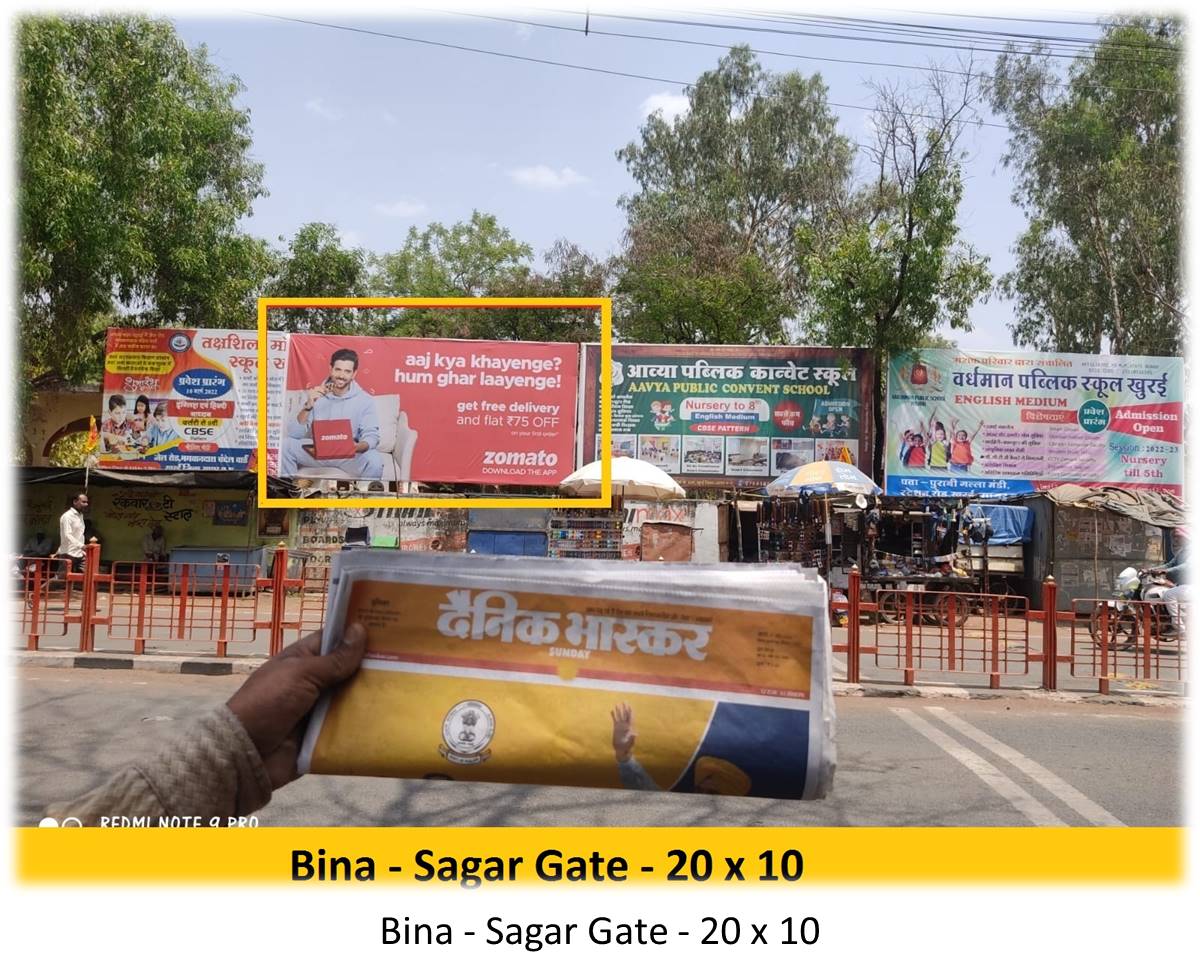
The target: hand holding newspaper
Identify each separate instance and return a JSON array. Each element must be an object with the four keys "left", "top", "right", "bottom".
[{"left": 299, "top": 552, "right": 836, "bottom": 800}]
